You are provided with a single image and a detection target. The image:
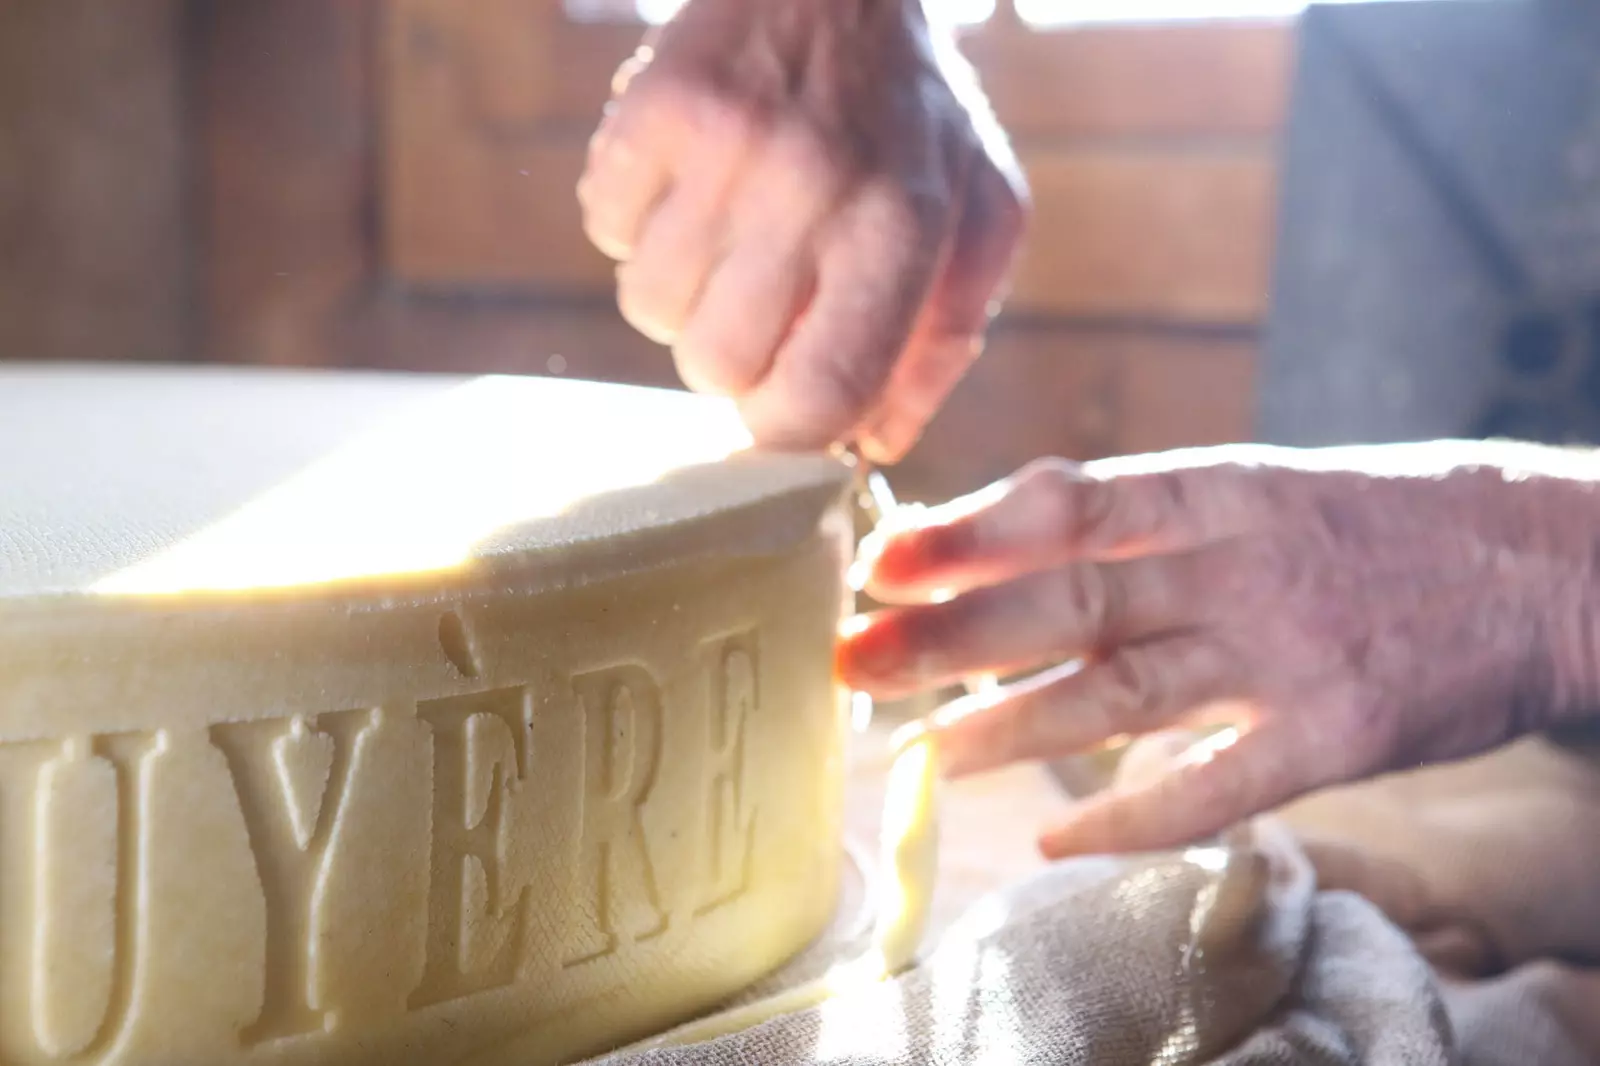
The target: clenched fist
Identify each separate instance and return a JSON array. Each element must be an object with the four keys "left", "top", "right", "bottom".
[
  {"left": 837, "top": 442, "right": 1600, "bottom": 858},
  {"left": 577, "top": 0, "right": 1028, "bottom": 462}
]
